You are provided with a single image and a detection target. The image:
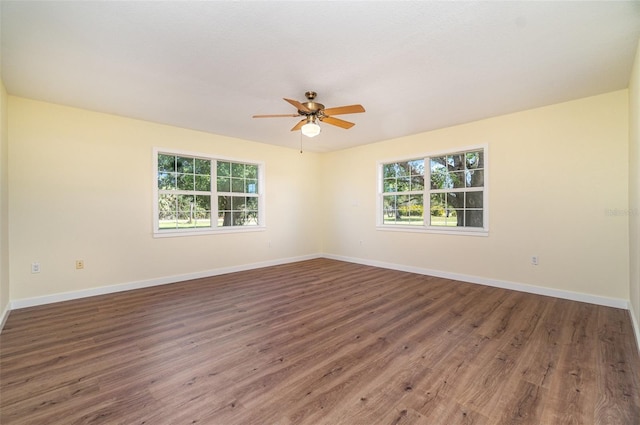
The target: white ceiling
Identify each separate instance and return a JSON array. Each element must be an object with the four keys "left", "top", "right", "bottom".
[{"left": 1, "top": 1, "right": 639, "bottom": 152}]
